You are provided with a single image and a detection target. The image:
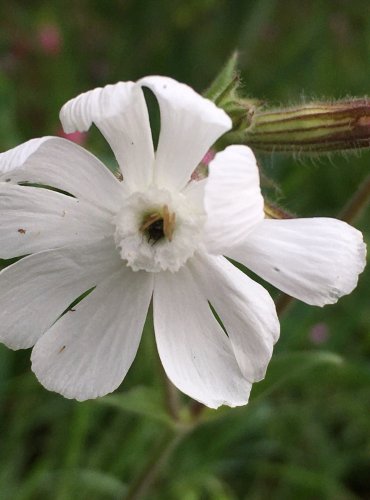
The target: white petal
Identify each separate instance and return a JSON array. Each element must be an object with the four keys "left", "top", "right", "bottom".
[
  {"left": 0, "top": 137, "right": 124, "bottom": 213},
  {"left": 60, "top": 82, "right": 154, "bottom": 191},
  {"left": 153, "top": 265, "right": 251, "bottom": 409},
  {"left": 139, "top": 76, "right": 232, "bottom": 191},
  {"left": 0, "top": 239, "right": 122, "bottom": 350},
  {"left": 228, "top": 218, "right": 367, "bottom": 306},
  {"left": 31, "top": 267, "right": 153, "bottom": 401},
  {"left": 203, "top": 145, "right": 264, "bottom": 254},
  {"left": 0, "top": 184, "right": 114, "bottom": 258},
  {"left": 0, "top": 137, "right": 51, "bottom": 174},
  {"left": 182, "top": 178, "right": 207, "bottom": 208},
  {"left": 189, "top": 254, "right": 279, "bottom": 382}
]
